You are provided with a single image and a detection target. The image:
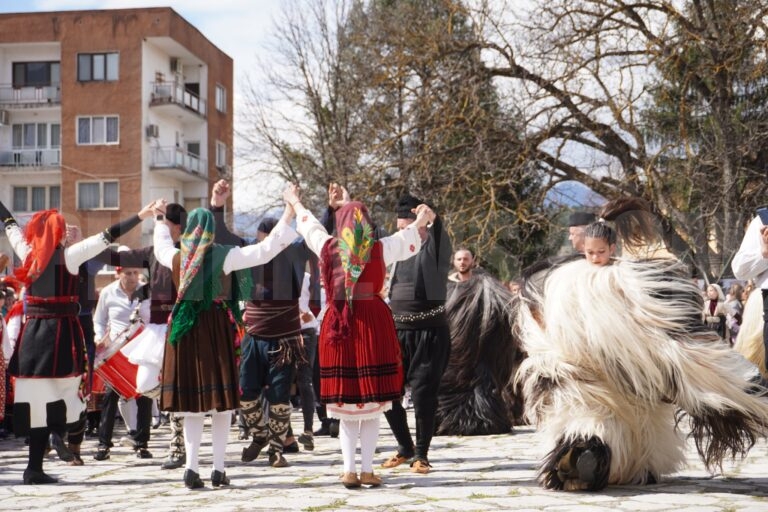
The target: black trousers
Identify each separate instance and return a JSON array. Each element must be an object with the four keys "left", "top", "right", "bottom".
[
  {"left": 384, "top": 325, "right": 451, "bottom": 460},
  {"left": 98, "top": 388, "right": 152, "bottom": 449}
]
